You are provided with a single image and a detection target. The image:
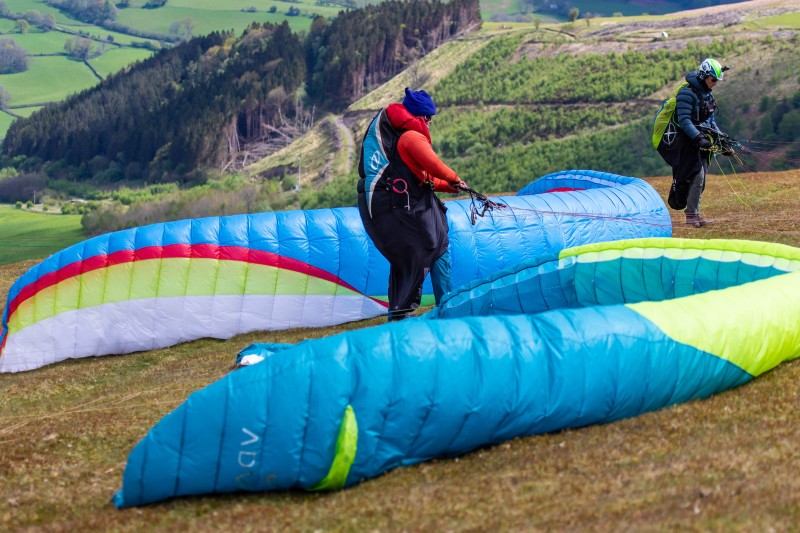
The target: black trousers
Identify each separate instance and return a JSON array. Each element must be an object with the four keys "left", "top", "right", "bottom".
[
  {"left": 358, "top": 190, "right": 449, "bottom": 320},
  {"left": 659, "top": 133, "right": 709, "bottom": 211}
]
